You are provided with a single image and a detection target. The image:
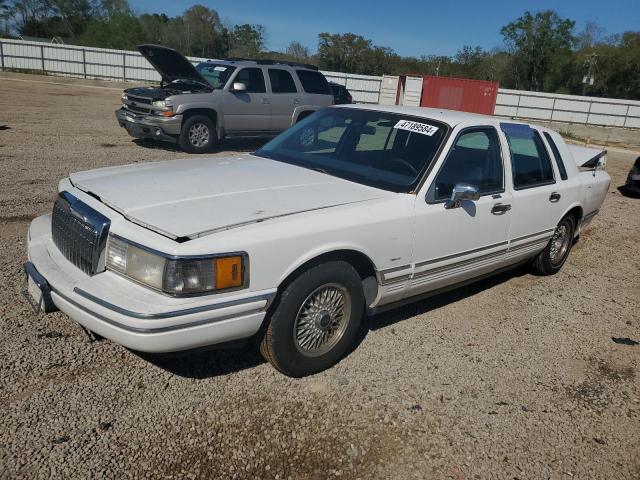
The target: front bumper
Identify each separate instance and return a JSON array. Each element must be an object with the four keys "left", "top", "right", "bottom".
[
  {"left": 115, "top": 108, "right": 182, "bottom": 143},
  {"left": 25, "top": 214, "right": 276, "bottom": 353}
]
